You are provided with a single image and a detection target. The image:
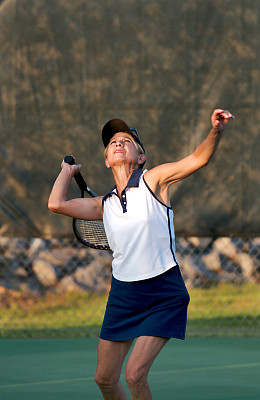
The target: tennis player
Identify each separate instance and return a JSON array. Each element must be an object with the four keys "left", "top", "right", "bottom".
[{"left": 48, "top": 108, "right": 233, "bottom": 400}]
